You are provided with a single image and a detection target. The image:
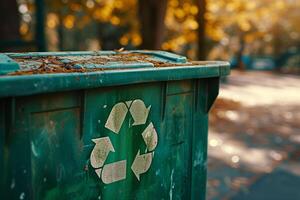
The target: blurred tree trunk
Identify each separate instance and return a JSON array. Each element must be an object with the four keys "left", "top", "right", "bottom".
[
  {"left": 35, "top": 0, "right": 46, "bottom": 51},
  {"left": 138, "top": 0, "right": 167, "bottom": 49},
  {"left": 0, "top": 0, "right": 20, "bottom": 50},
  {"left": 236, "top": 35, "right": 245, "bottom": 70},
  {"left": 272, "top": 24, "right": 283, "bottom": 71},
  {"left": 0, "top": 0, "right": 20, "bottom": 41},
  {"left": 196, "top": 0, "right": 207, "bottom": 60},
  {"left": 58, "top": 13, "right": 64, "bottom": 50}
]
